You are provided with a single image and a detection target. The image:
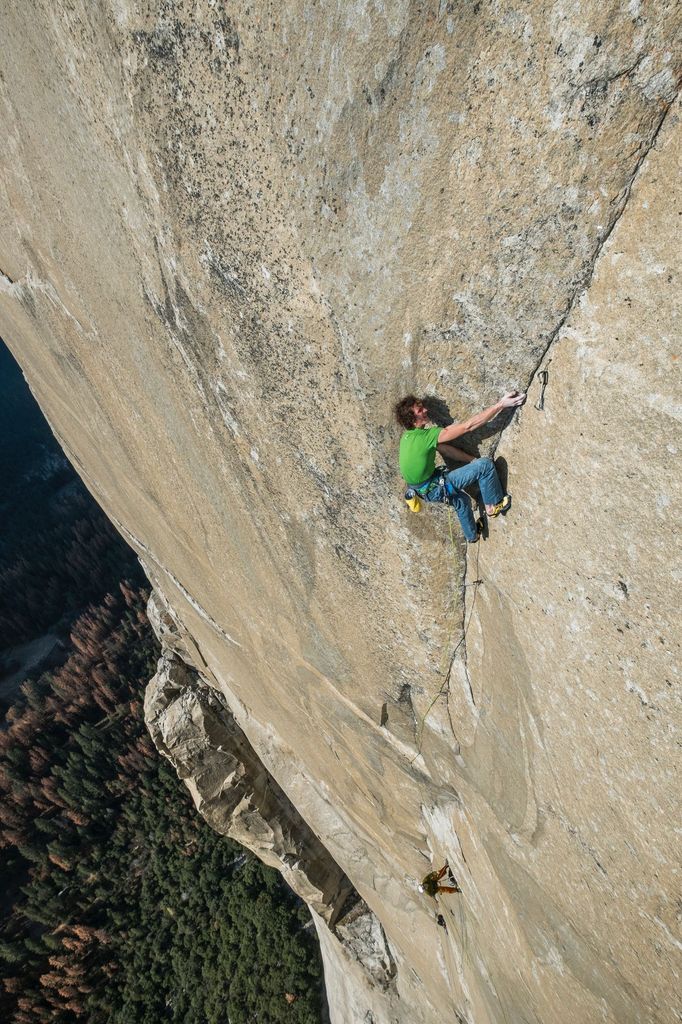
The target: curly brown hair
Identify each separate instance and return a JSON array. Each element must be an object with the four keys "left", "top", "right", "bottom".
[{"left": 394, "top": 394, "right": 421, "bottom": 430}]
